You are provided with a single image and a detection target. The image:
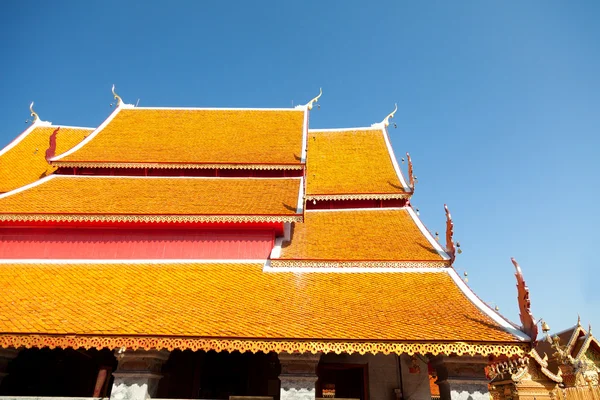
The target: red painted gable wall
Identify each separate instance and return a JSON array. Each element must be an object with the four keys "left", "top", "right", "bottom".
[{"left": 0, "top": 228, "right": 274, "bottom": 260}]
